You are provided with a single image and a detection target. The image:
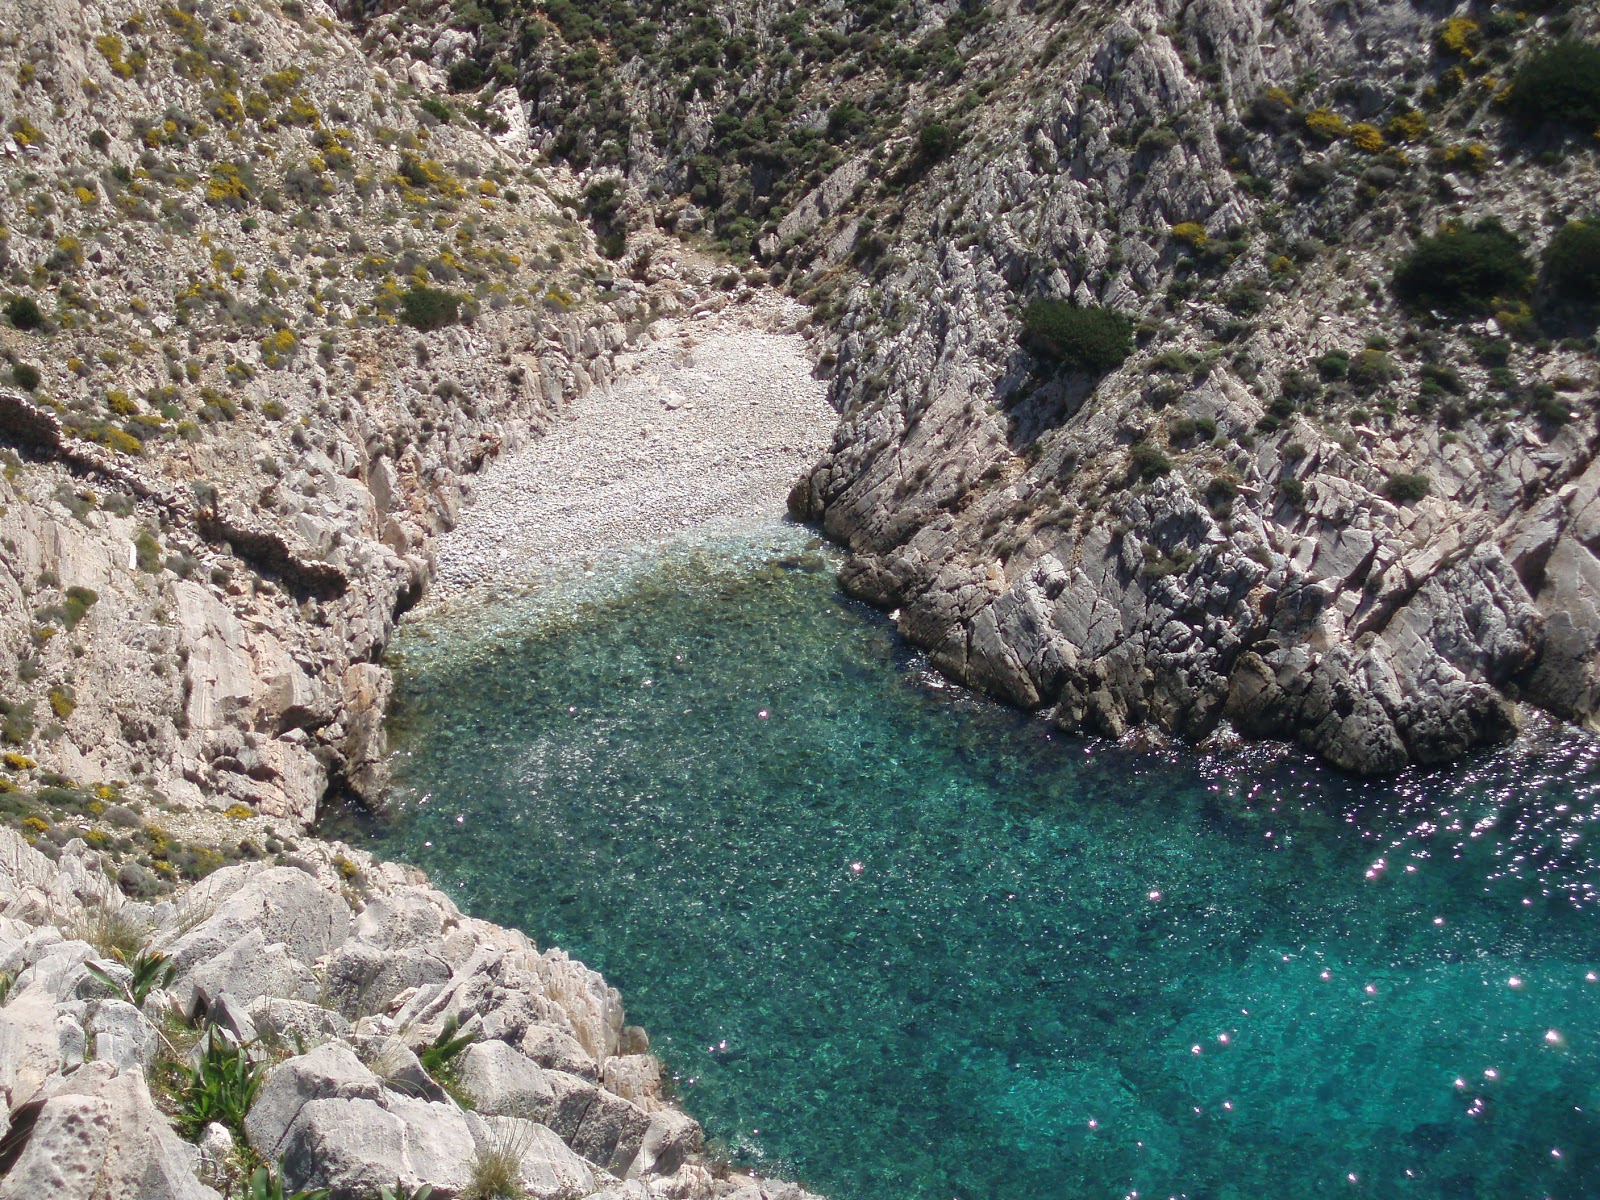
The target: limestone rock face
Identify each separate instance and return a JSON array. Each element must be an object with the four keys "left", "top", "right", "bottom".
[
  {"left": 0, "top": 1064, "right": 221, "bottom": 1200},
  {"left": 455, "top": 1038, "right": 557, "bottom": 1117},
  {"left": 0, "top": 836, "right": 806, "bottom": 1200}
]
